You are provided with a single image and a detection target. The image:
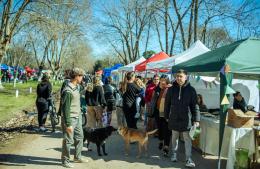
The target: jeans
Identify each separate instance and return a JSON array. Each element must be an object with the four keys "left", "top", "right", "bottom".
[
  {"left": 104, "top": 111, "right": 113, "bottom": 127},
  {"left": 61, "top": 115, "right": 83, "bottom": 164},
  {"left": 136, "top": 97, "right": 142, "bottom": 115},
  {"left": 171, "top": 130, "right": 192, "bottom": 160}
]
